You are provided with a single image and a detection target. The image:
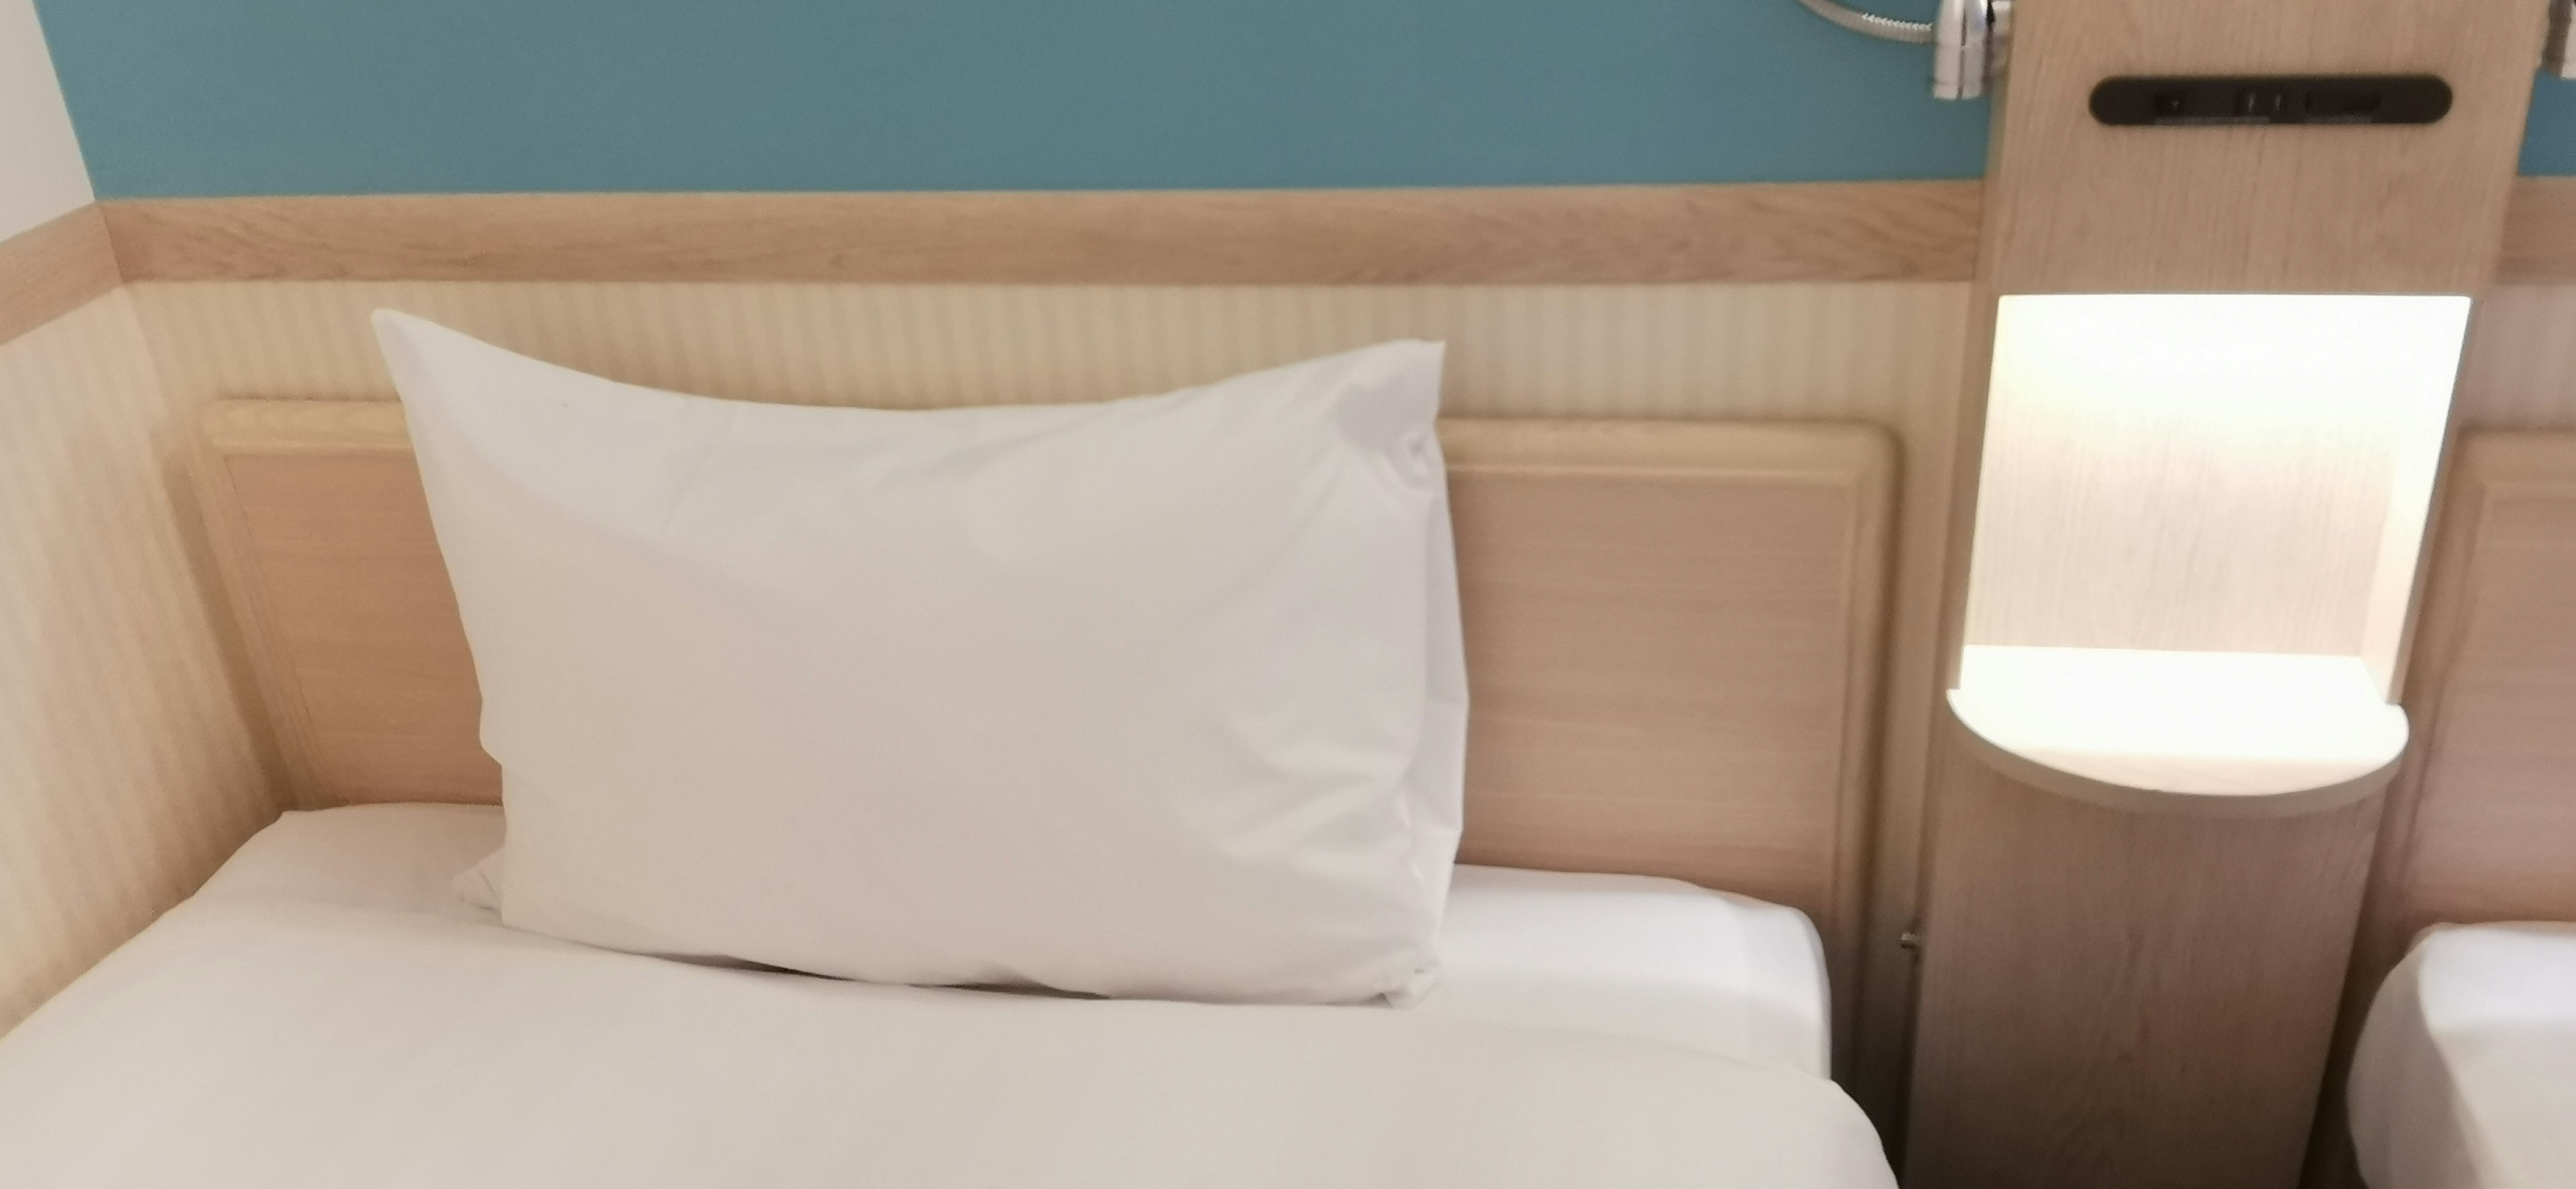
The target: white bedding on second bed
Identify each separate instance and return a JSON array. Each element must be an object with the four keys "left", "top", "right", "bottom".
[
  {"left": 0, "top": 805, "right": 1877, "bottom": 1188},
  {"left": 2349, "top": 923, "right": 2576, "bottom": 1189}
]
